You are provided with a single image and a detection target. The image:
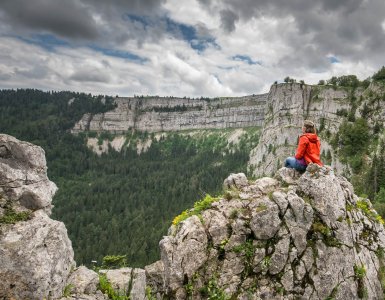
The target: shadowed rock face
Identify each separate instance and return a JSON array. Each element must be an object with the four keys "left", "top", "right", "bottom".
[
  {"left": 0, "top": 134, "right": 75, "bottom": 300},
  {"left": 150, "top": 166, "right": 385, "bottom": 300}
]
